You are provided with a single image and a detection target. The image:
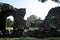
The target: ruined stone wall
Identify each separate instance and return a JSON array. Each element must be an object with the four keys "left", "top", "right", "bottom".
[
  {"left": 0, "top": 3, "right": 26, "bottom": 31},
  {"left": 41, "top": 6, "right": 60, "bottom": 31}
]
